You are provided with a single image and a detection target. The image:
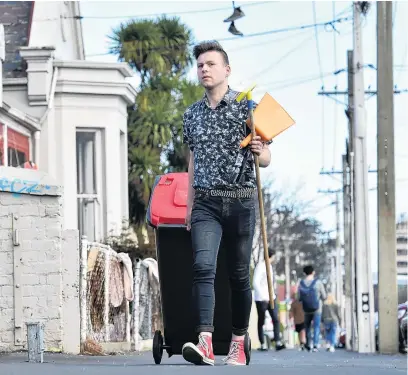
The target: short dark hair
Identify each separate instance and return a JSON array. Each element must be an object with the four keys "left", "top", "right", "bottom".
[
  {"left": 268, "top": 248, "right": 275, "bottom": 258},
  {"left": 303, "top": 265, "right": 314, "bottom": 276},
  {"left": 193, "top": 40, "right": 229, "bottom": 65}
]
